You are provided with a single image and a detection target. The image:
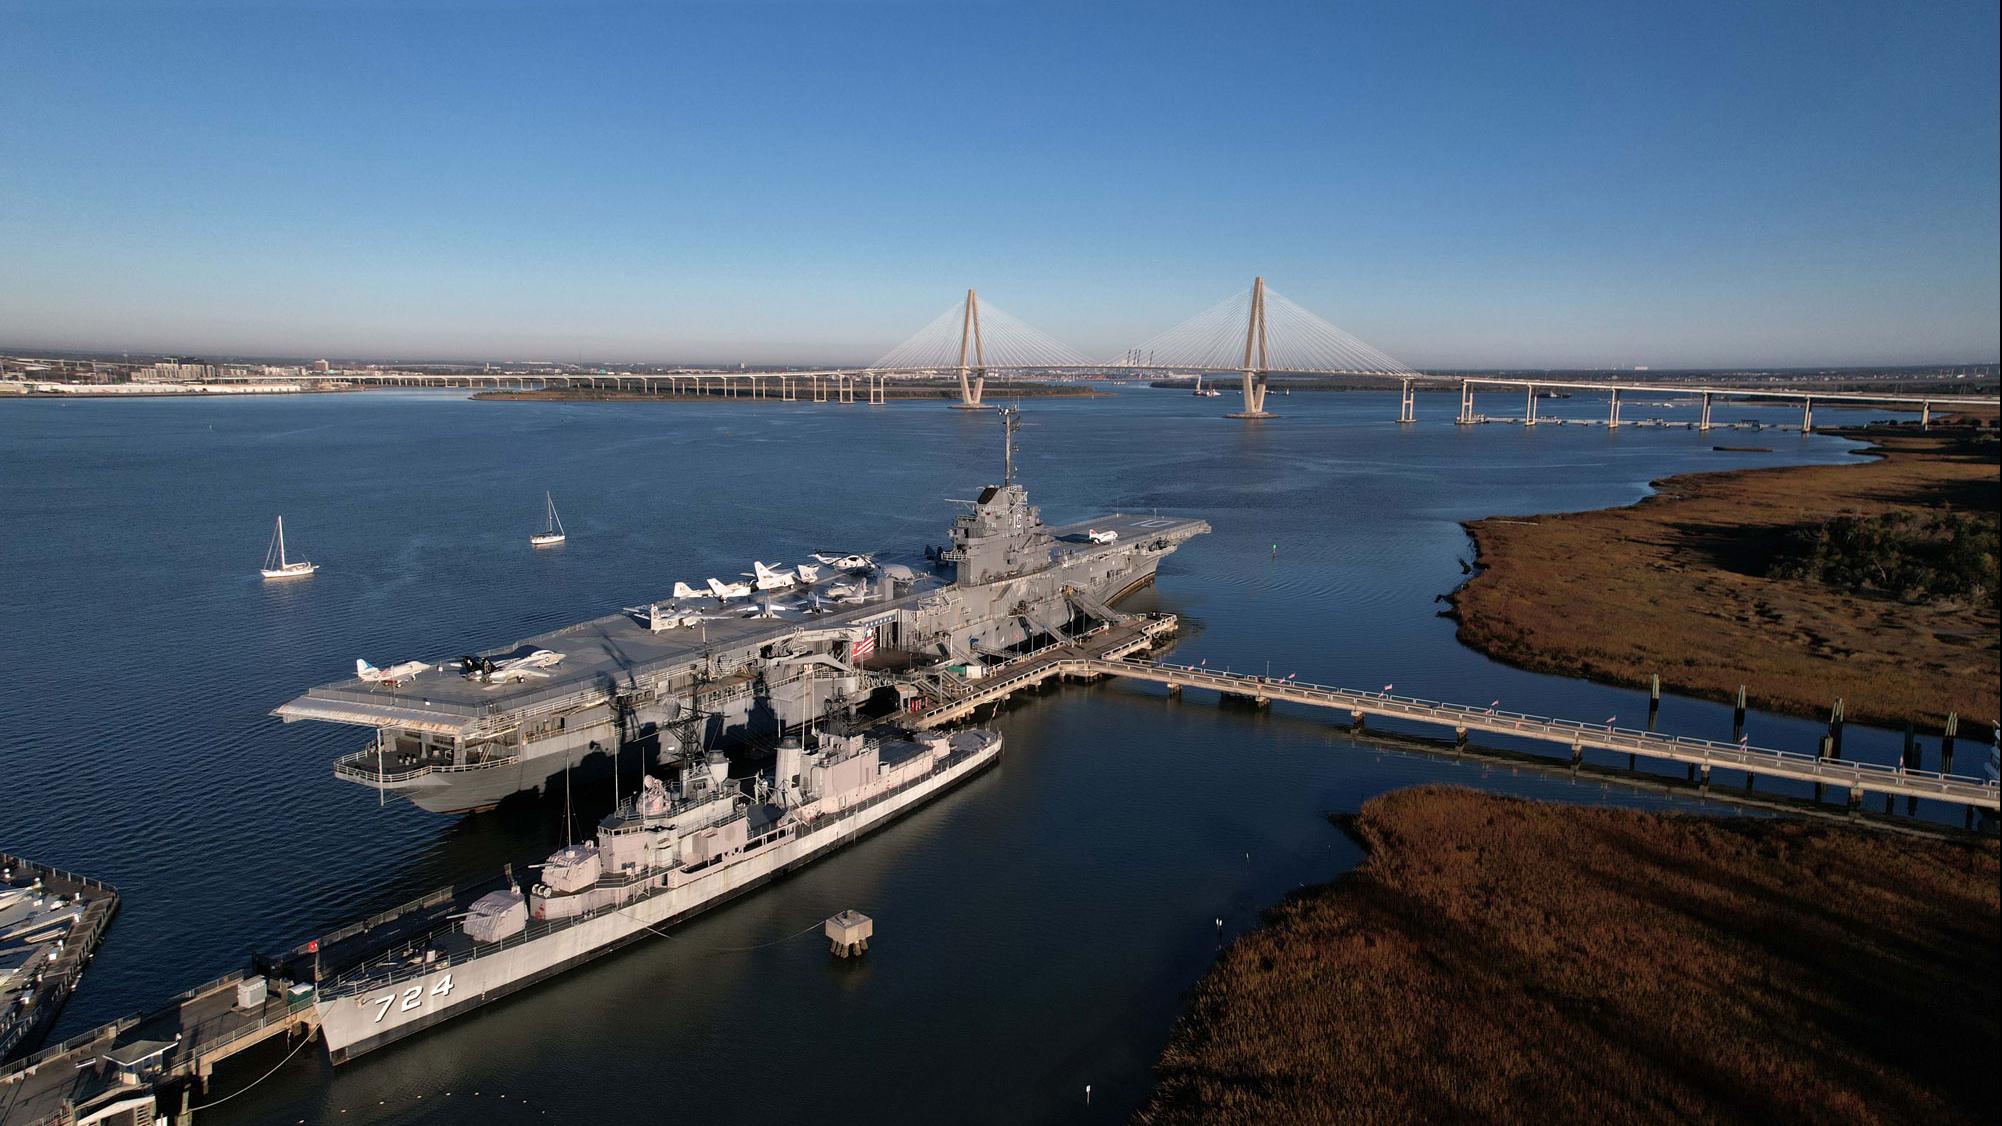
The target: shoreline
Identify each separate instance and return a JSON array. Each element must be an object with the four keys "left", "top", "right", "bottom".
[
  {"left": 1448, "top": 424, "right": 1999, "bottom": 732},
  {"left": 1139, "top": 786, "right": 2000, "bottom": 1124}
]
